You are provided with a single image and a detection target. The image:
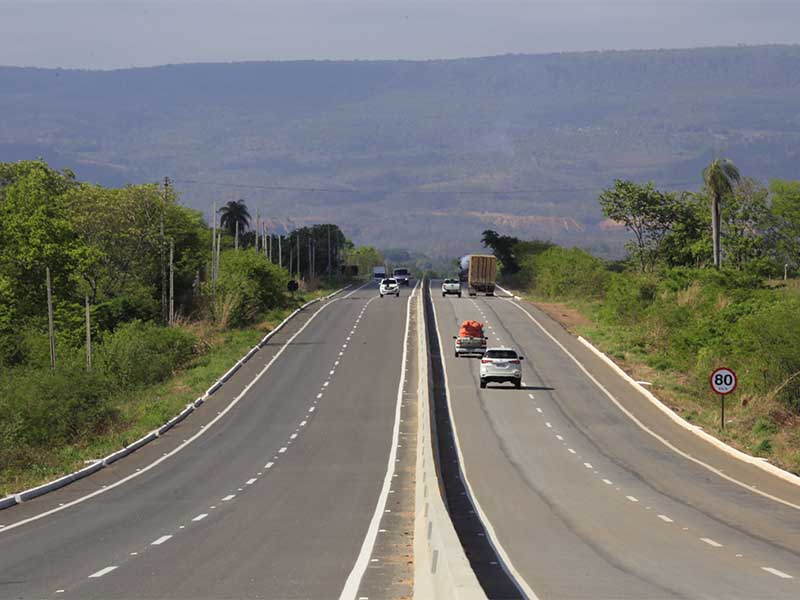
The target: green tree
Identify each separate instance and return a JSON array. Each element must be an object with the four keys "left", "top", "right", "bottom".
[
  {"left": 344, "top": 246, "right": 384, "bottom": 279},
  {"left": 703, "top": 158, "right": 741, "bottom": 268},
  {"left": 219, "top": 199, "right": 251, "bottom": 238},
  {"left": 722, "top": 177, "right": 771, "bottom": 272},
  {"left": 661, "top": 193, "right": 712, "bottom": 268},
  {"left": 769, "top": 179, "right": 800, "bottom": 274},
  {"left": 481, "top": 230, "right": 522, "bottom": 274},
  {"left": 598, "top": 180, "right": 682, "bottom": 271}
]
